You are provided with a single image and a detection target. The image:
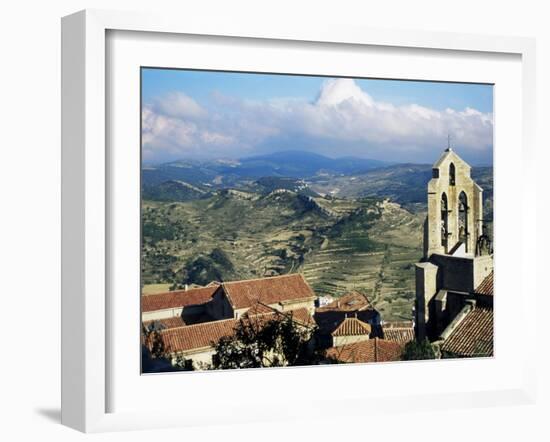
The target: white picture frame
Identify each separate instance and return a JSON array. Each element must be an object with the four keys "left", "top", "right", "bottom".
[{"left": 61, "top": 9, "right": 537, "bottom": 433}]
